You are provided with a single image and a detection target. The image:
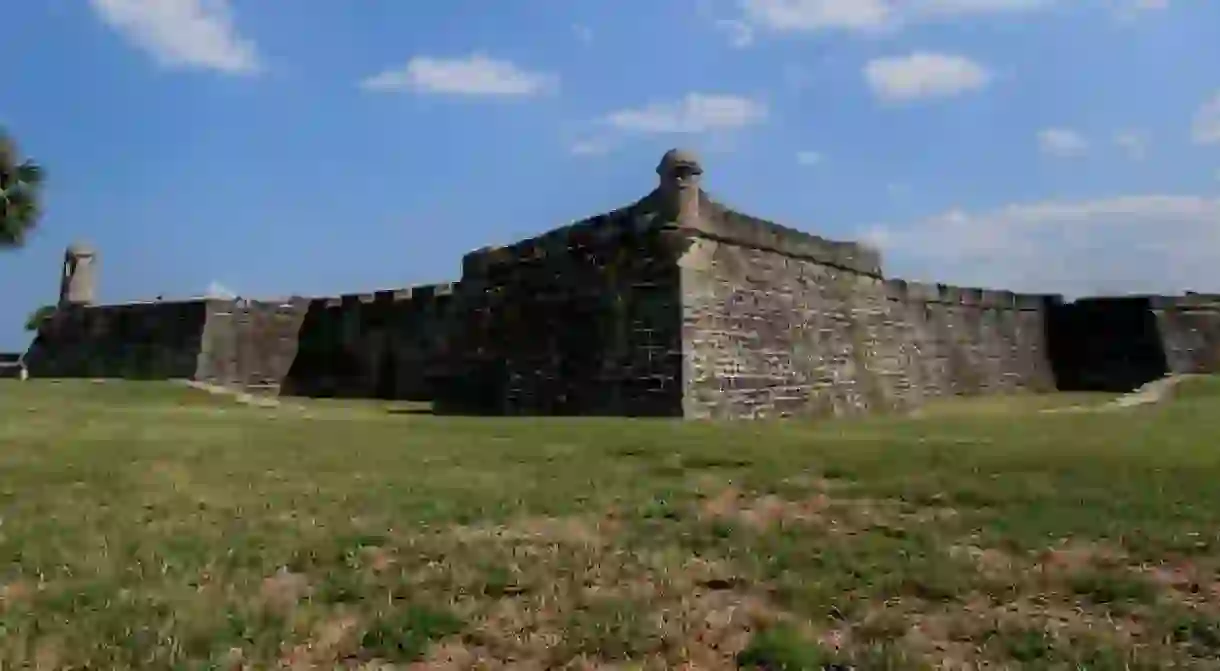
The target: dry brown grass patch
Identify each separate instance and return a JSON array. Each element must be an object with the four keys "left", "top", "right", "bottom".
[
  {"left": 698, "top": 484, "right": 958, "bottom": 538},
  {"left": 259, "top": 569, "right": 311, "bottom": 615},
  {"left": 279, "top": 613, "right": 362, "bottom": 669}
]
